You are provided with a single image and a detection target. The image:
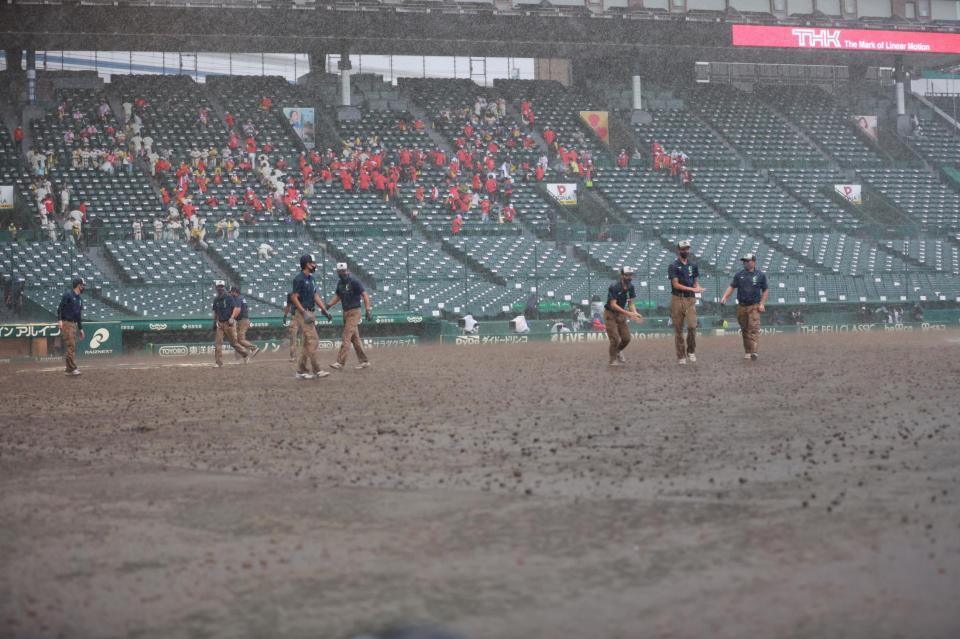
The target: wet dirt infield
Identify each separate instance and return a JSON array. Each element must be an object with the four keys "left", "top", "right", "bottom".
[{"left": 1, "top": 330, "right": 959, "bottom": 639}]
